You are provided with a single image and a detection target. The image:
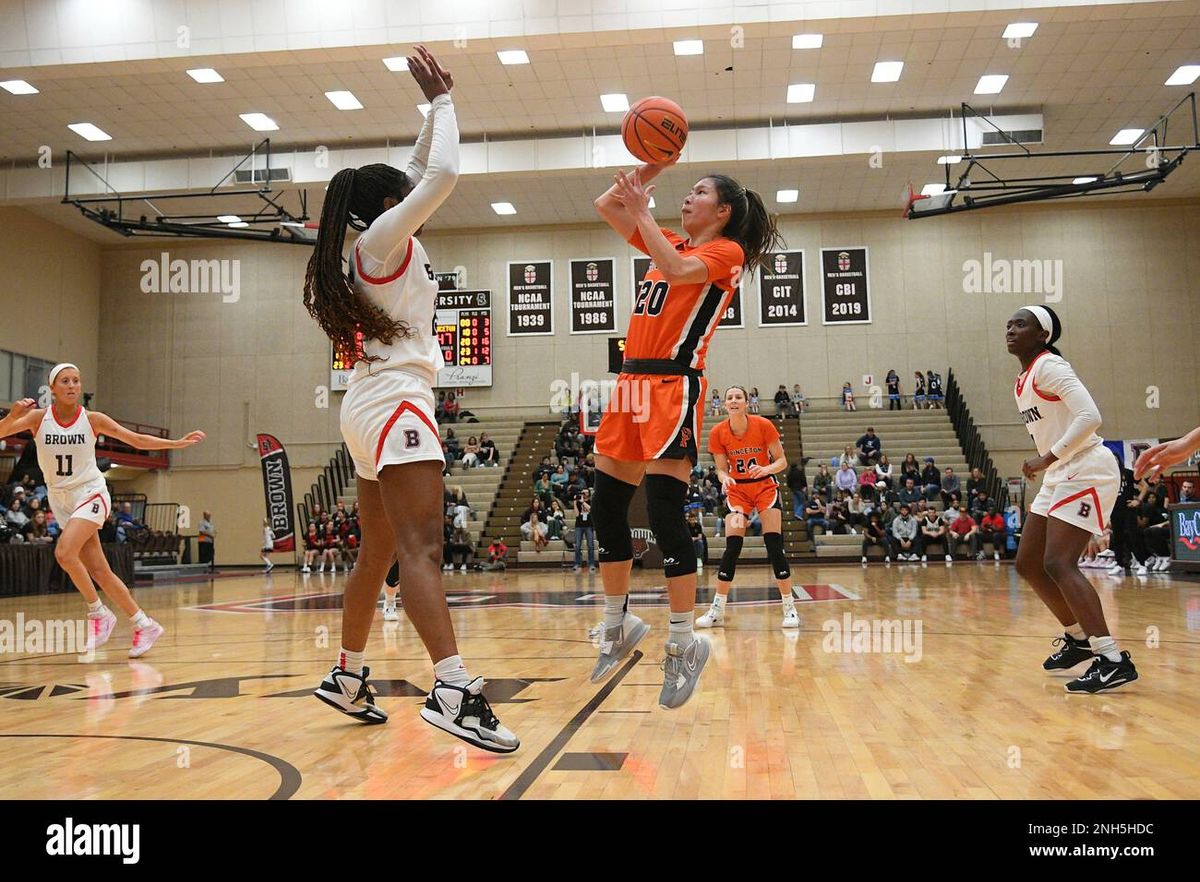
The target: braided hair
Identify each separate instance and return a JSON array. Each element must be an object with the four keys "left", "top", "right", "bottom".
[
  {"left": 303, "top": 163, "right": 416, "bottom": 360},
  {"left": 704, "top": 174, "right": 785, "bottom": 273},
  {"left": 1039, "top": 305, "right": 1063, "bottom": 356}
]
